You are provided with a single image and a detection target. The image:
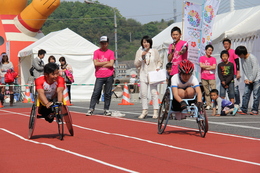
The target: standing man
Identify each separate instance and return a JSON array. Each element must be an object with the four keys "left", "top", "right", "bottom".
[
  {"left": 86, "top": 36, "right": 115, "bottom": 116},
  {"left": 222, "top": 38, "right": 241, "bottom": 106},
  {"left": 32, "top": 49, "right": 46, "bottom": 79},
  {"left": 235, "top": 46, "right": 260, "bottom": 115}
]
